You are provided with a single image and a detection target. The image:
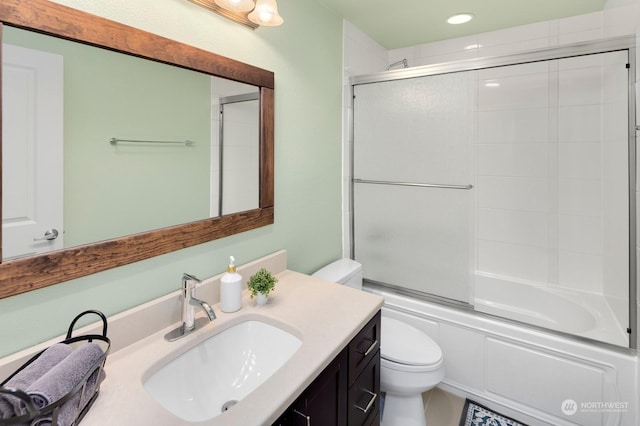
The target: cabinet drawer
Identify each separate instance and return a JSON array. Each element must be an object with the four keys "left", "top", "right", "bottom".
[
  {"left": 348, "top": 350, "right": 380, "bottom": 426},
  {"left": 348, "top": 311, "right": 381, "bottom": 386}
]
